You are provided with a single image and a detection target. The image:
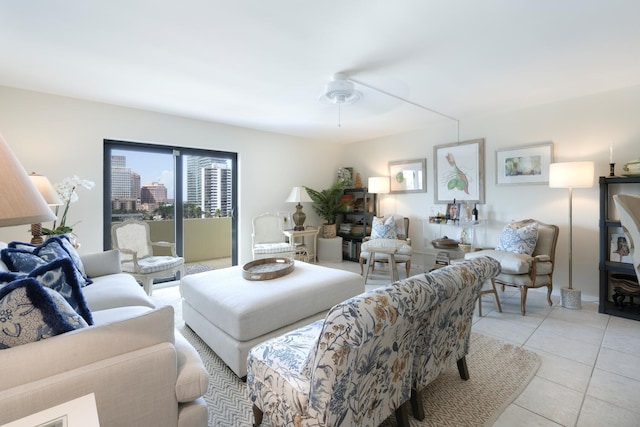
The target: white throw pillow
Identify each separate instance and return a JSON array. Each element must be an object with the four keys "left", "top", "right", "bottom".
[
  {"left": 371, "top": 216, "right": 398, "bottom": 239},
  {"left": 496, "top": 221, "right": 539, "bottom": 255}
]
